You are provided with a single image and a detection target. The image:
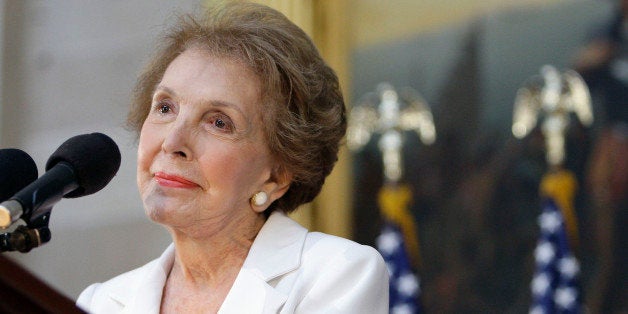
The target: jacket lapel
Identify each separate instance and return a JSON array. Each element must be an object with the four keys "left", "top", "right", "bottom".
[
  {"left": 219, "top": 269, "right": 288, "bottom": 313},
  {"left": 219, "top": 211, "right": 308, "bottom": 313},
  {"left": 120, "top": 244, "right": 175, "bottom": 314}
]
